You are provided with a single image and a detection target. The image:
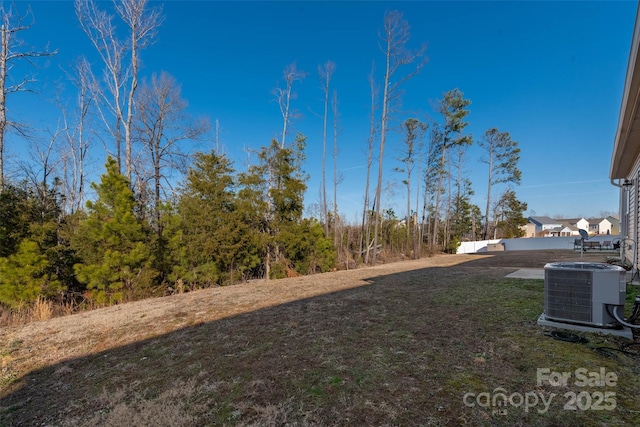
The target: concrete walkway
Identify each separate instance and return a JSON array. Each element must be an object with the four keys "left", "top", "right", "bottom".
[{"left": 505, "top": 269, "right": 544, "bottom": 279}]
